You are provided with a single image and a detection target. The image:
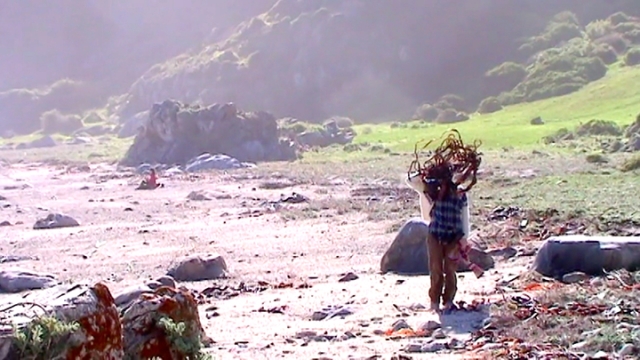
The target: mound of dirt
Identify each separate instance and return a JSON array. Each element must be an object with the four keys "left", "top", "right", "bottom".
[{"left": 119, "top": 100, "right": 298, "bottom": 167}]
